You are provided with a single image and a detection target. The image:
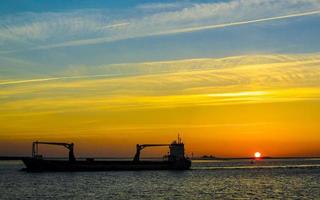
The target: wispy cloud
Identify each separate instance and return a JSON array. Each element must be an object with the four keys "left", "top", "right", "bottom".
[
  {"left": 1, "top": 53, "right": 320, "bottom": 153},
  {"left": 1, "top": 53, "right": 320, "bottom": 109},
  {"left": 136, "top": 2, "right": 184, "bottom": 11},
  {"left": 0, "top": 74, "right": 123, "bottom": 86},
  {"left": 2, "top": 53, "right": 319, "bottom": 87},
  {"left": 0, "top": 0, "right": 320, "bottom": 52},
  {"left": 152, "top": 10, "right": 320, "bottom": 35},
  {"left": 33, "top": 9, "right": 320, "bottom": 50},
  {"left": 100, "top": 22, "right": 130, "bottom": 30},
  {"left": 207, "top": 91, "right": 269, "bottom": 97}
]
